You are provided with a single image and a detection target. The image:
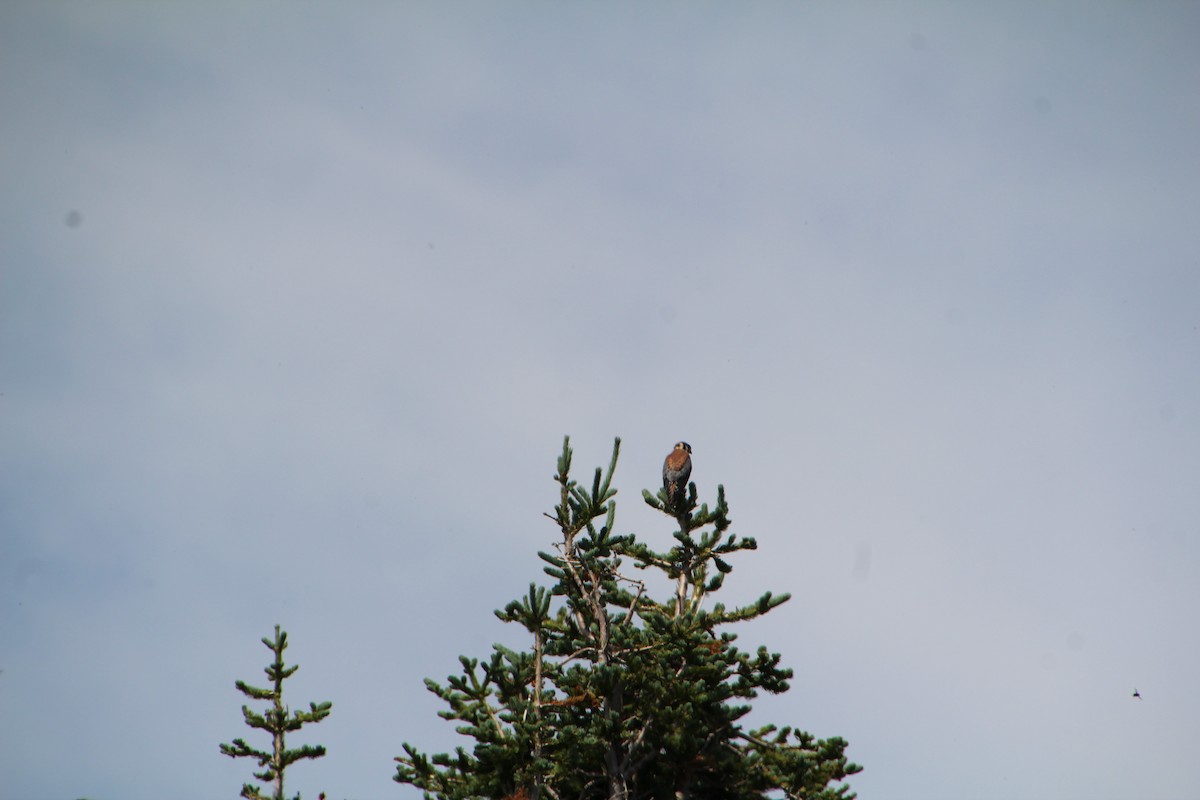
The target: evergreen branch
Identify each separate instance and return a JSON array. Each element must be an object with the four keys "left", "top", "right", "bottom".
[
  {"left": 235, "top": 680, "right": 277, "bottom": 701},
  {"left": 220, "top": 738, "right": 272, "bottom": 763},
  {"left": 620, "top": 577, "right": 646, "bottom": 628}
]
